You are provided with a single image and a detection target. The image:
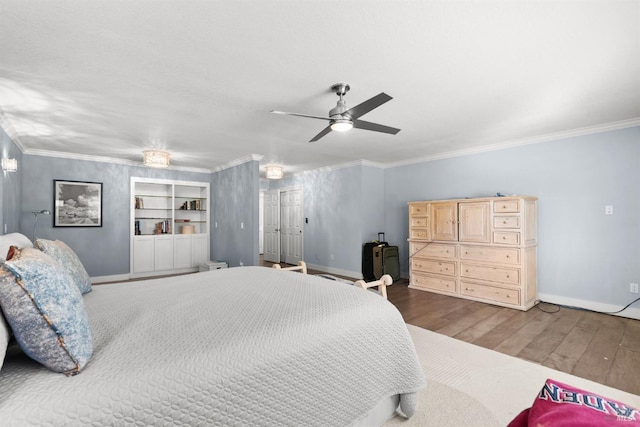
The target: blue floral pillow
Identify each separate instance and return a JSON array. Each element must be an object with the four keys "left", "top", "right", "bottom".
[
  {"left": 35, "top": 239, "right": 92, "bottom": 294},
  {"left": 0, "top": 247, "right": 93, "bottom": 375}
]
